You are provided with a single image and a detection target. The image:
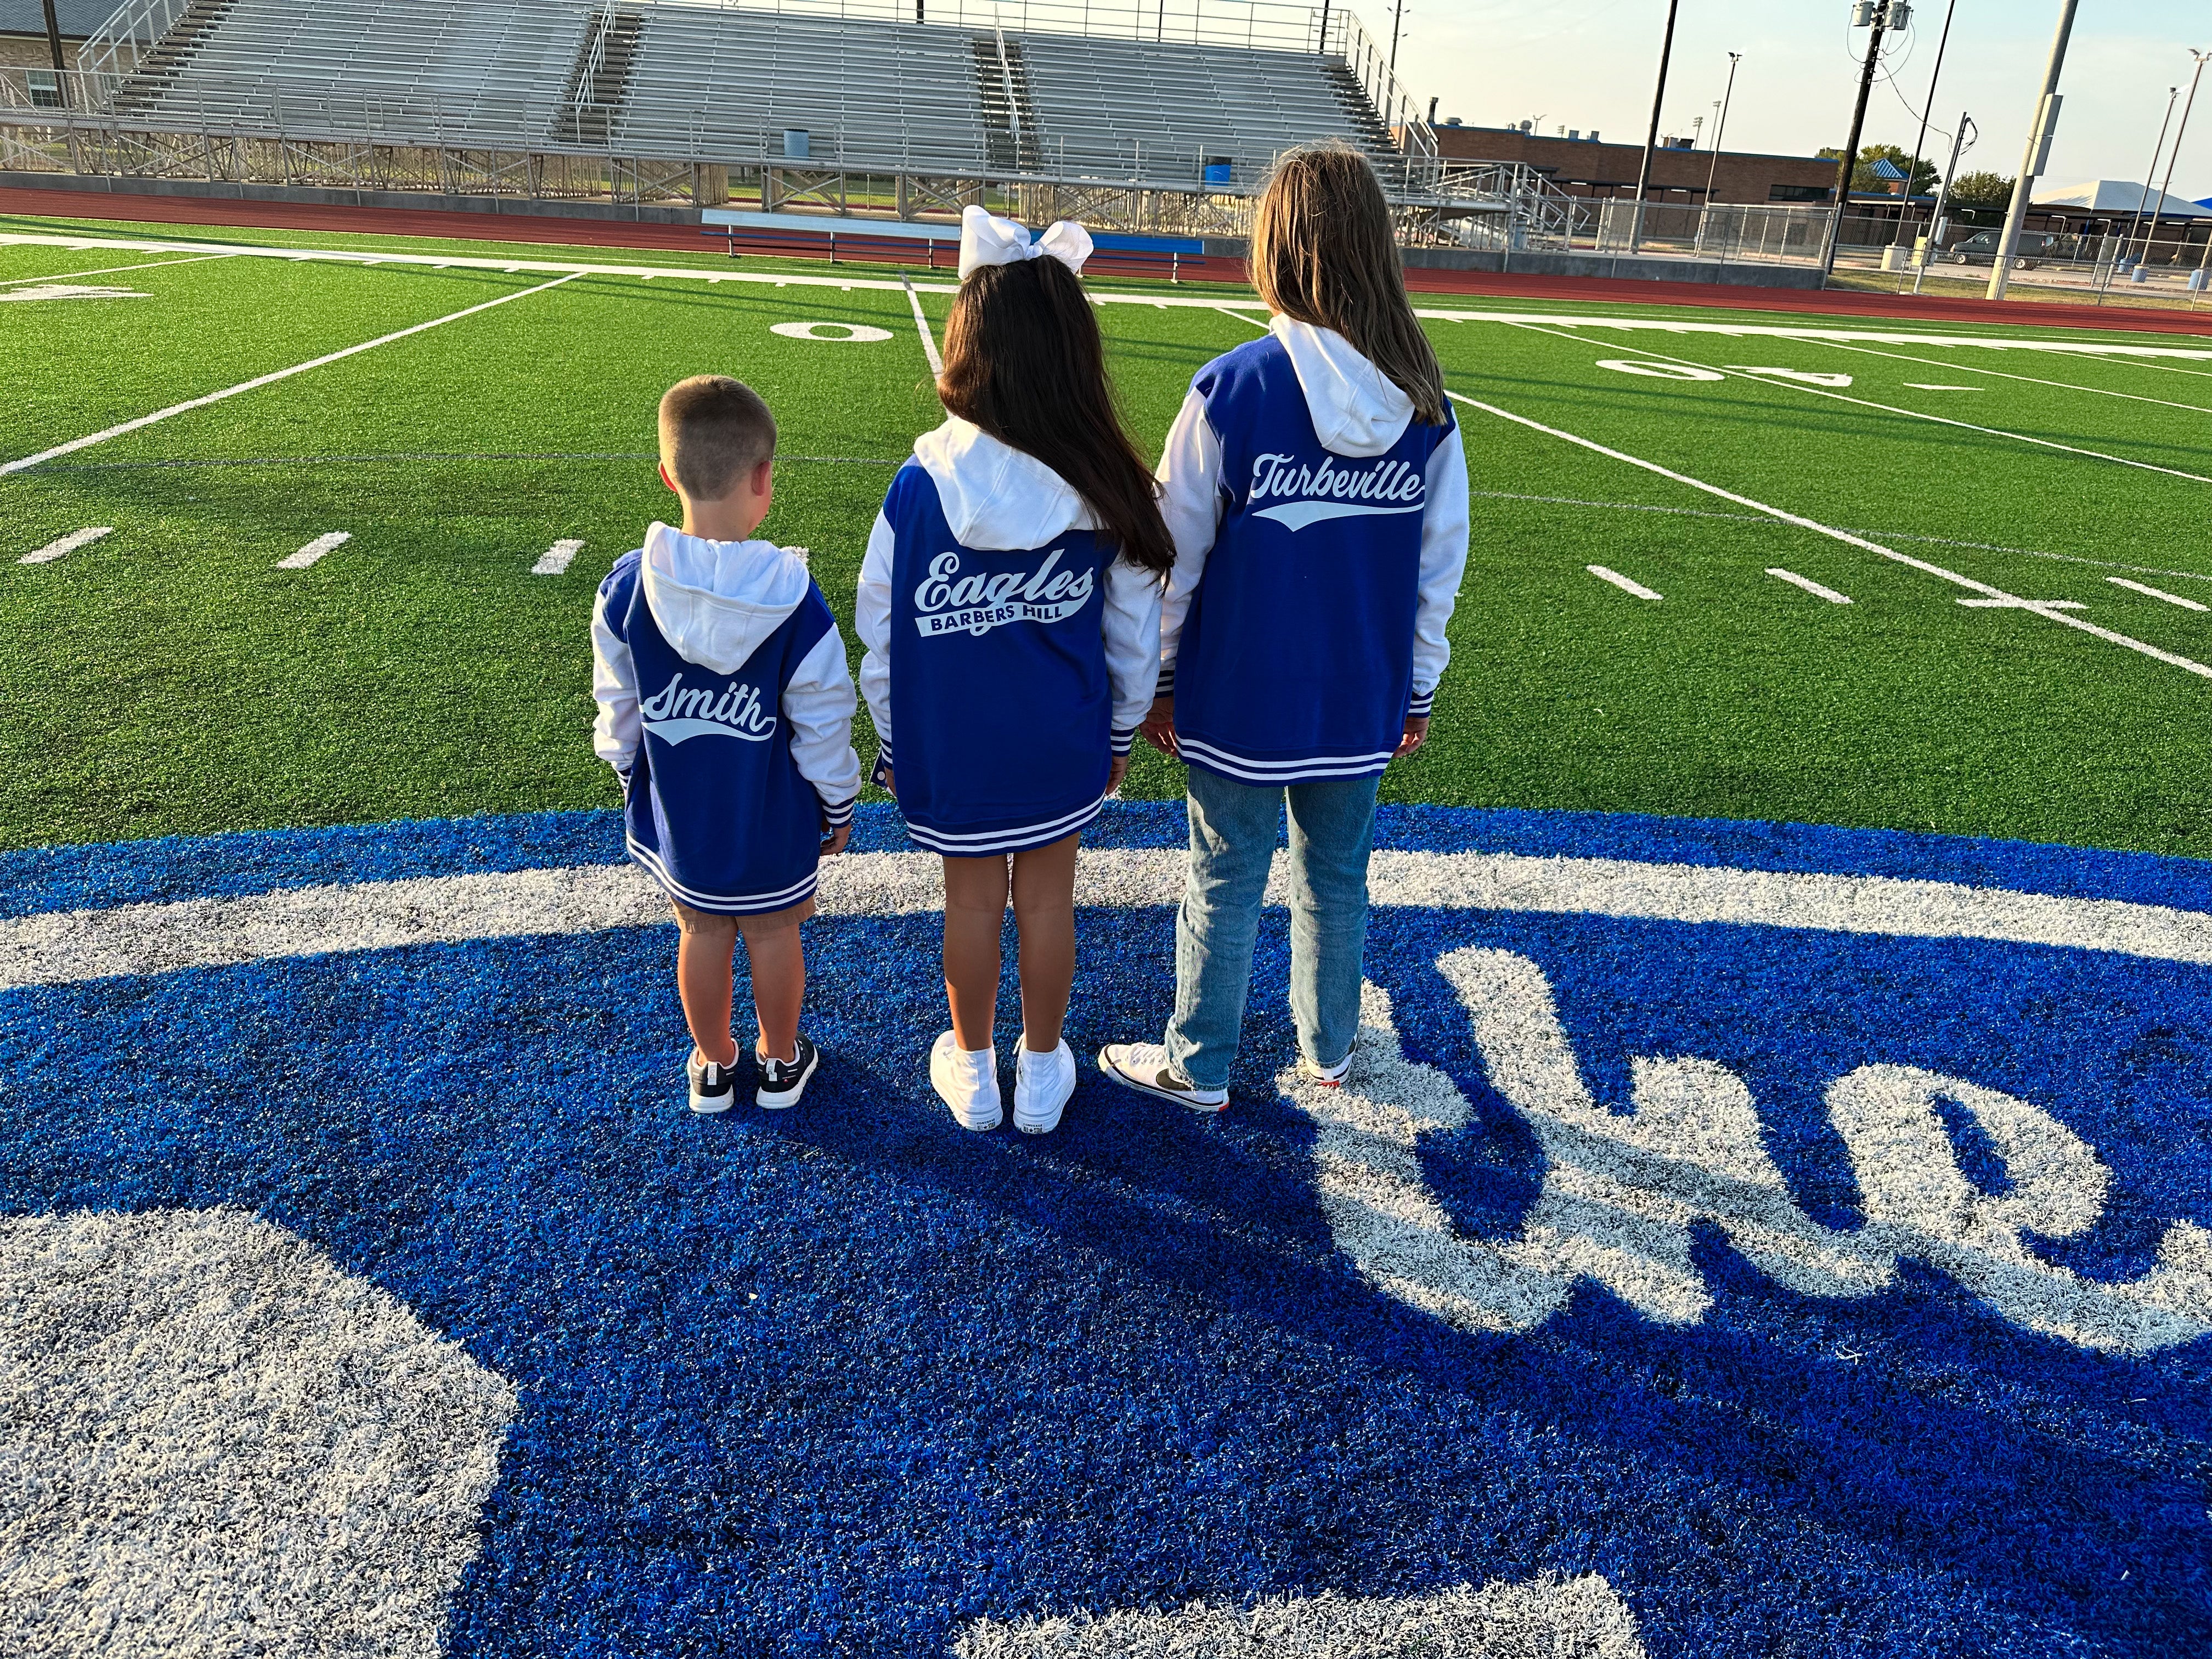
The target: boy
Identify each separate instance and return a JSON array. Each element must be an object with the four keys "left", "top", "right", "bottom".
[{"left": 591, "top": 375, "right": 860, "bottom": 1113}]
